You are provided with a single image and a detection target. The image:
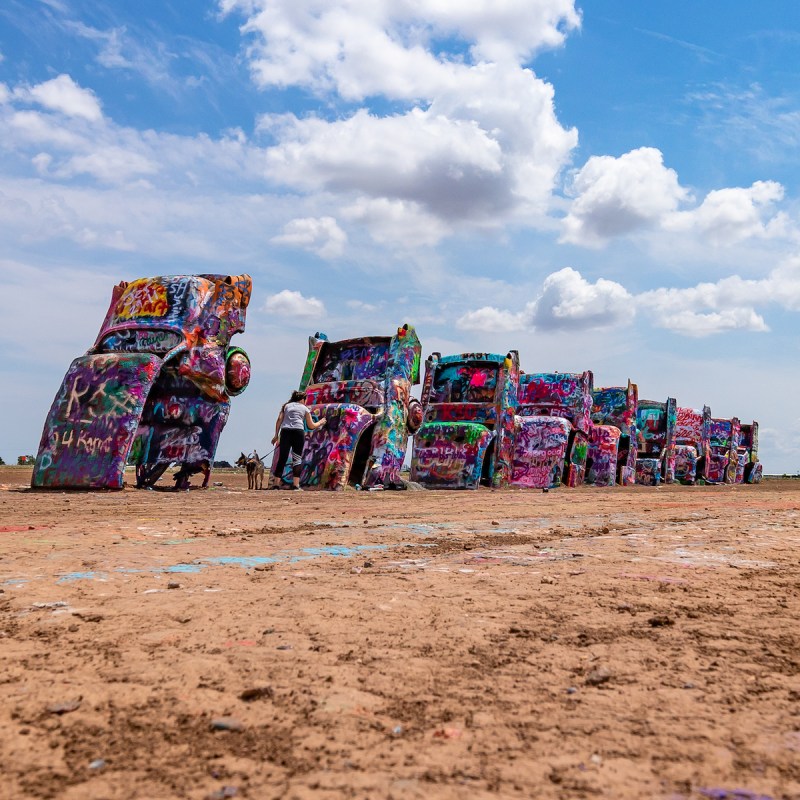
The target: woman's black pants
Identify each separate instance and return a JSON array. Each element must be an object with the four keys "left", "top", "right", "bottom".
[{"left": 273, "top": 428, "right": 305, "bottom": 478}]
